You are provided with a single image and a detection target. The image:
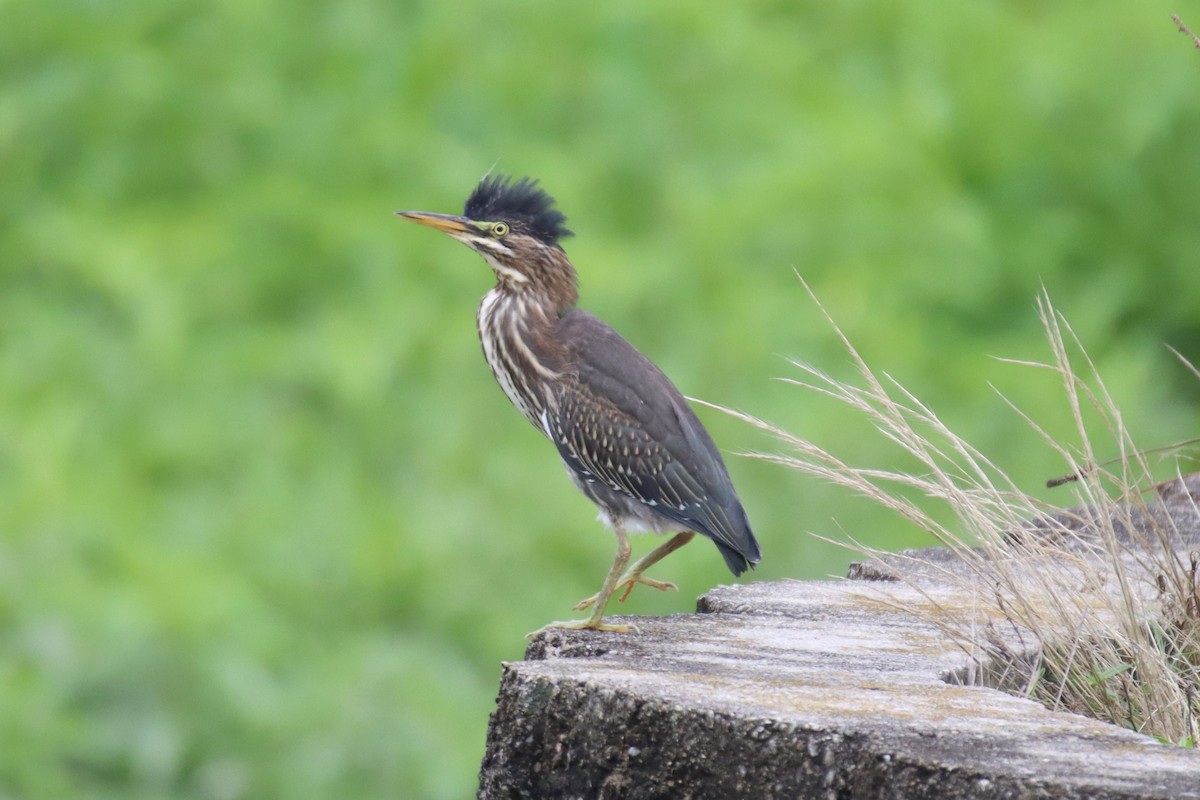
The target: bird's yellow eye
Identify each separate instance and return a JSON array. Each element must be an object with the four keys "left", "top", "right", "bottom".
[{"left": 491, "top": 222, "right": 510, "bottom": 238}]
